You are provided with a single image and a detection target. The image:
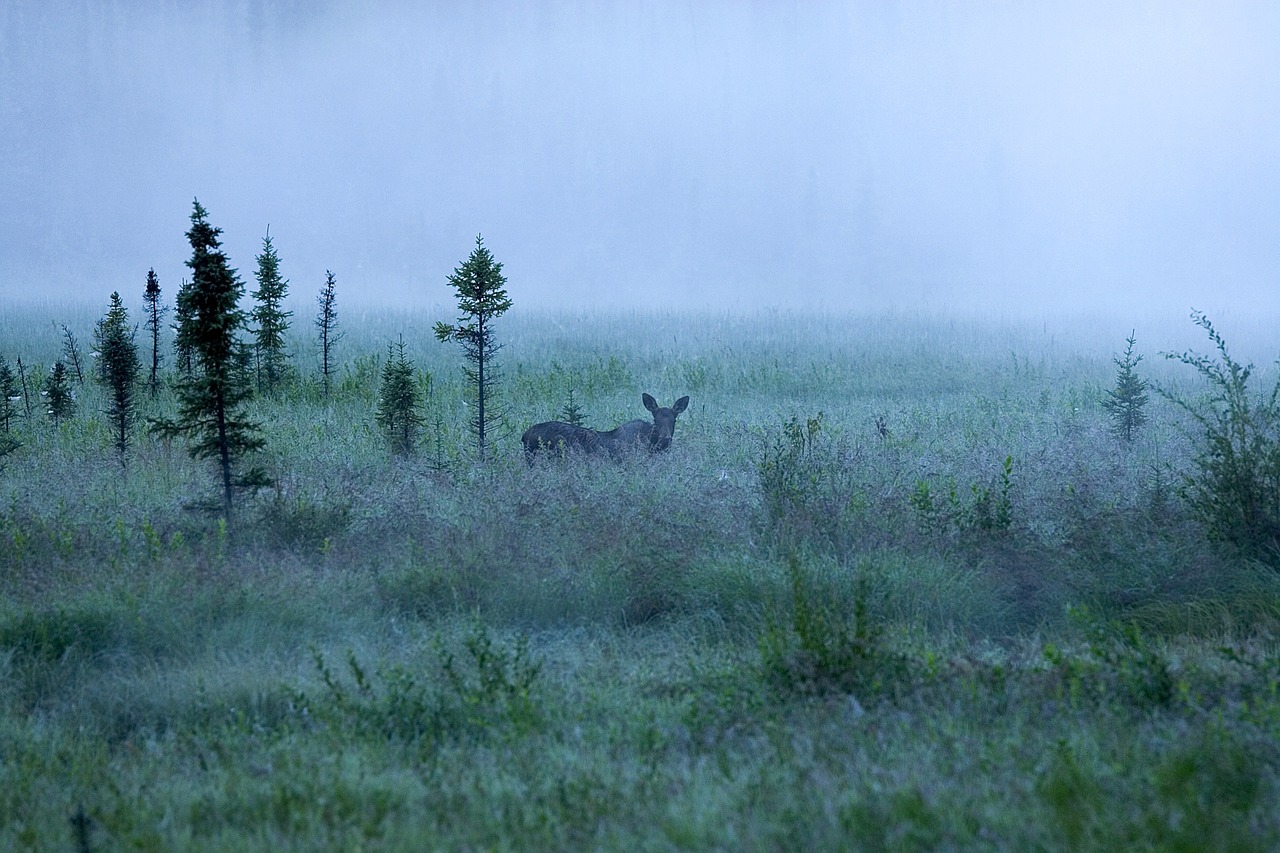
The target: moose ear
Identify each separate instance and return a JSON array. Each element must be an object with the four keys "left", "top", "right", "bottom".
[
  {"left": 642, "top": 393, "right": 658, "bottom": 413},
  {"left": 673, "top": 396, "right": 689, "bottom": 414}
]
